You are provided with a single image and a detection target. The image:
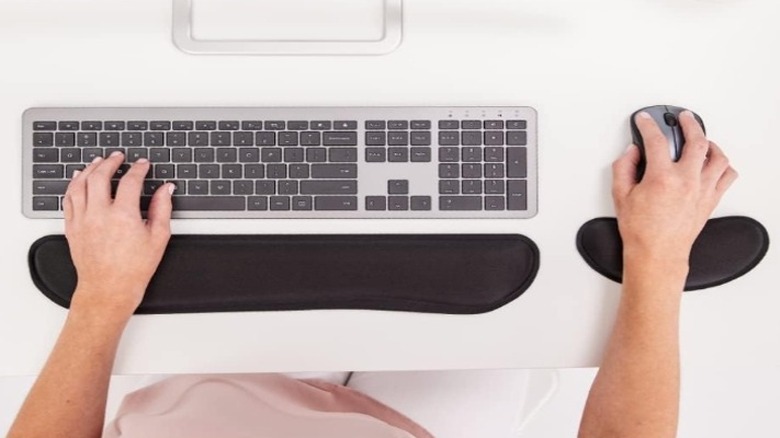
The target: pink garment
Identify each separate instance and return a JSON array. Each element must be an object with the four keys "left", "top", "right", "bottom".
[{"left": 103, "top": 374, "right": 433, "bottom": 438}]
